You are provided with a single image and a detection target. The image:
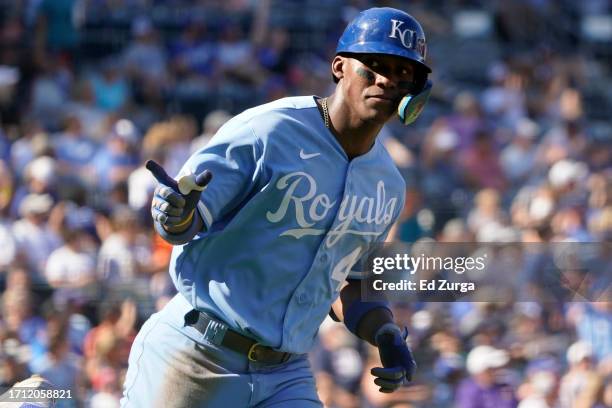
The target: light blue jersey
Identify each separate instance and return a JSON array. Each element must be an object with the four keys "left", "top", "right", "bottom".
[{"left": 172, "top": 96, "right": 406, "bottom": 353}]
